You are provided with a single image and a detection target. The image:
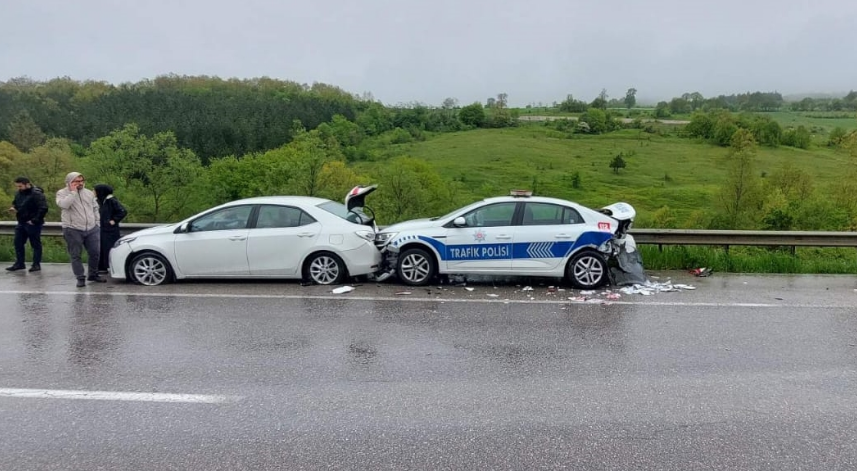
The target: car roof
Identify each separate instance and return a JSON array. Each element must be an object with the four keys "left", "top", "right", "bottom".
[
  {"left": 222, "top": 196, "right": 332, "bottom": 206},
  {"left": 480, "top": 195, "right": 582, "bottom": 206}
]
